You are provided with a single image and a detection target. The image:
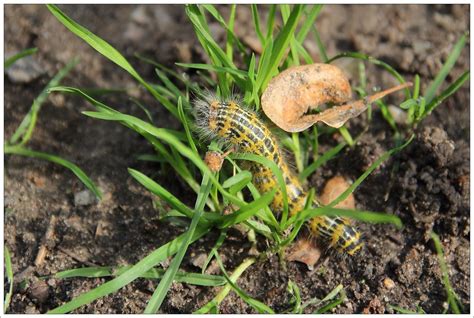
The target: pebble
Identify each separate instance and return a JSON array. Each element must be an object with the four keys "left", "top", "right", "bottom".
[
  {"left": 383, "top": 277, "right": 395, "bottom": 289},
  {"left": 388, "top": 105, "right": 408, "bottom": 125},
  {"left": 6, "top": 55, "right": 44, "bottom": 84},
  {"left": 29, "top": 280, "right": 49, "bottom": 303},
  {"left": 190, "top": 252, "right": 207, "bottom": 269},
  {"left": 74, "top": 189, "right": 97, "bottom": 206}
]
